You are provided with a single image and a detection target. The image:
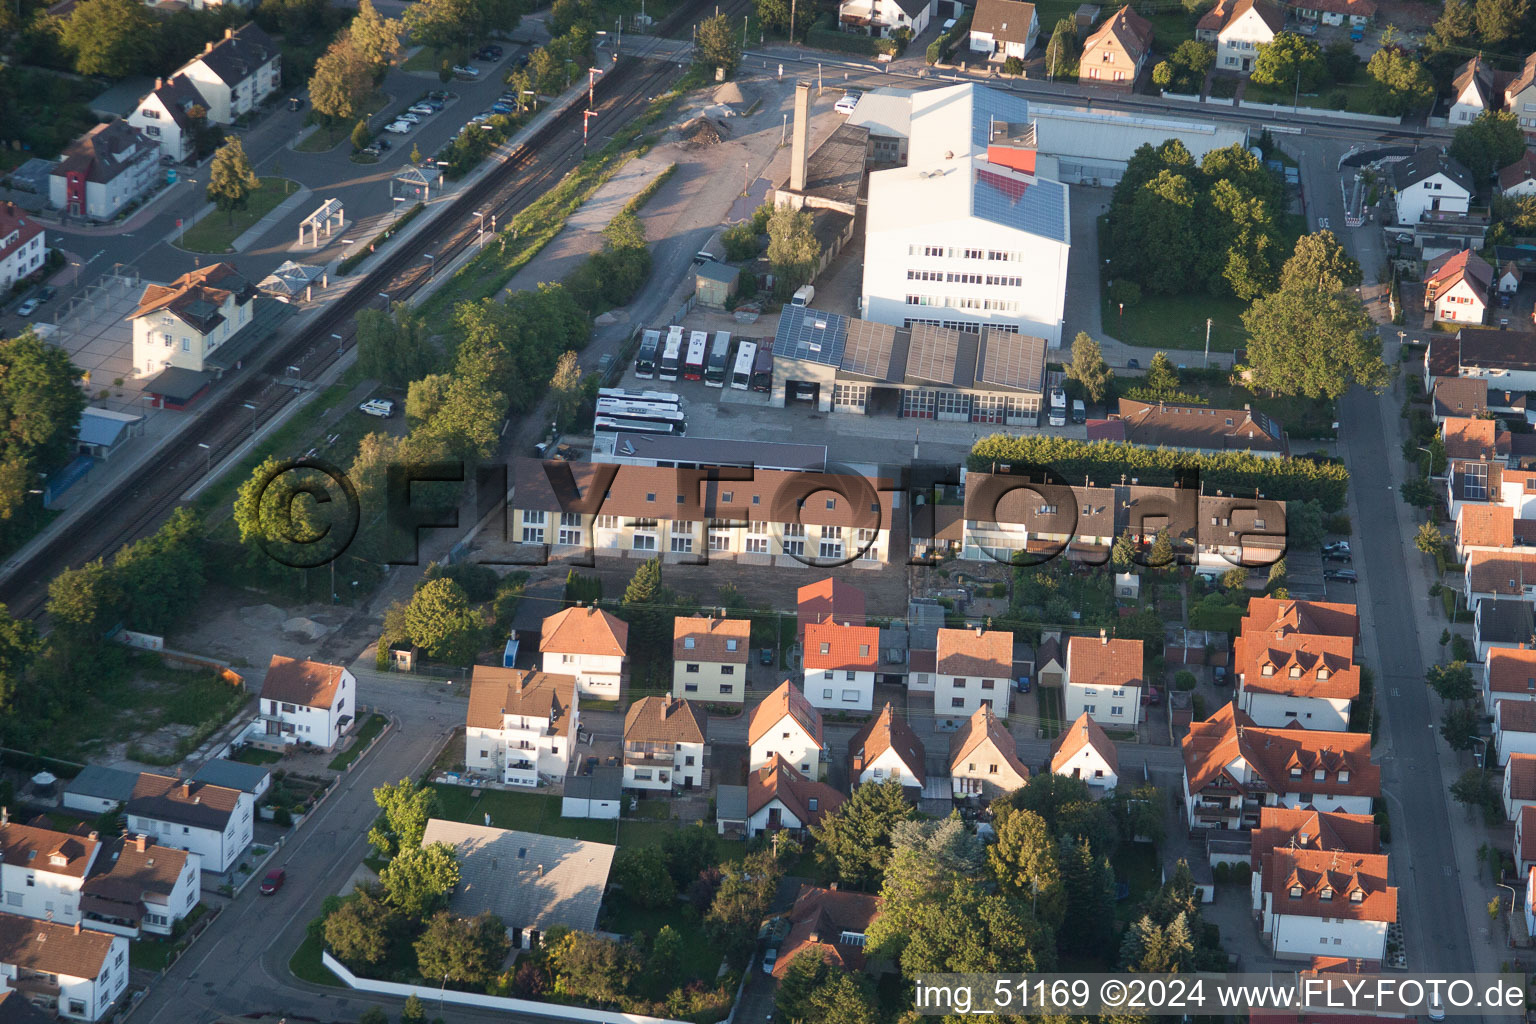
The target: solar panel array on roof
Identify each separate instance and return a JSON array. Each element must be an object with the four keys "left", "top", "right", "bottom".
[
  {"left": 775, "top": 305, "right": 849, "bottom": 366},
  {"left": 969, "top": 85, "right": 1031, "bottom": 152},
  {"left": 842, "top": 318, "right": 898, "bottom": 379},
  {"left": 977, "top": 330, "right": 1045, "bottom": 392},
  {"left": 973, "top": 167, "right": 1067, "bottom": 243},
  {"left": 907, "top": 324, "right": 961, "bottom": 385}
]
